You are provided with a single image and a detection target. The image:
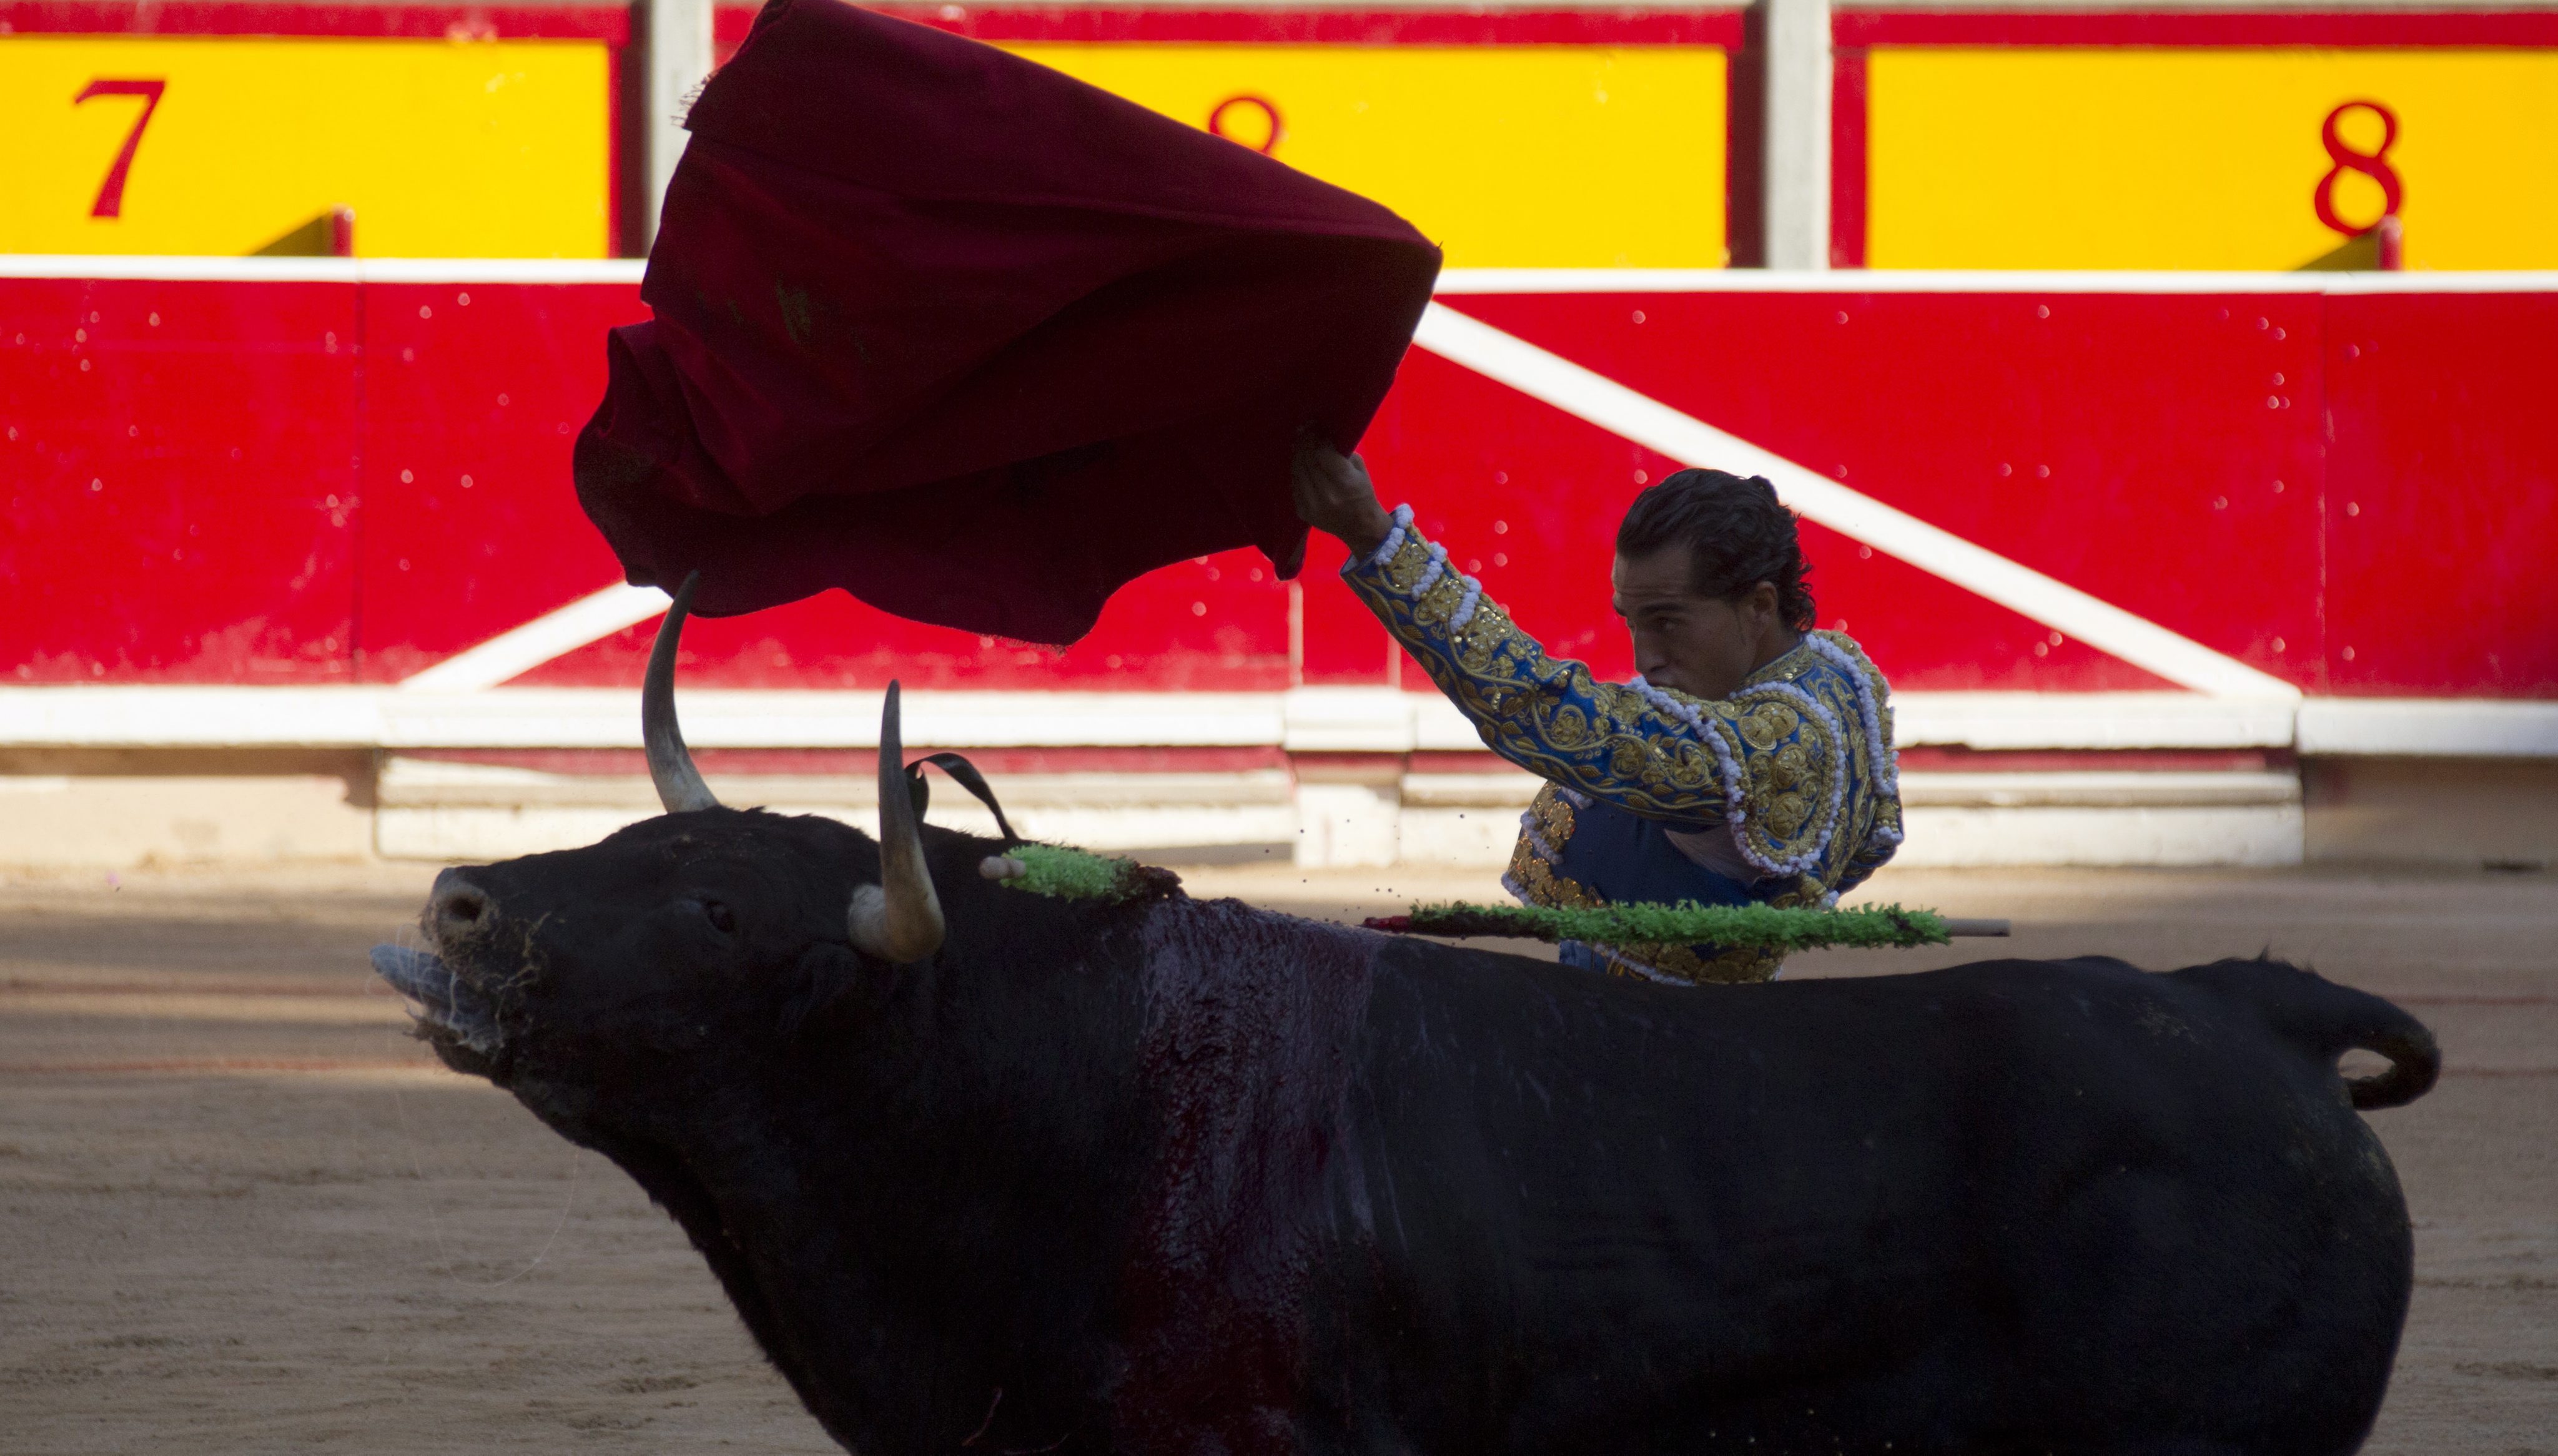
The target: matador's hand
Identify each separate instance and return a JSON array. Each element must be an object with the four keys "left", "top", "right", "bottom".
[{"left": 1291, "top": 428, "right": 1395, "bottom": 556}]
